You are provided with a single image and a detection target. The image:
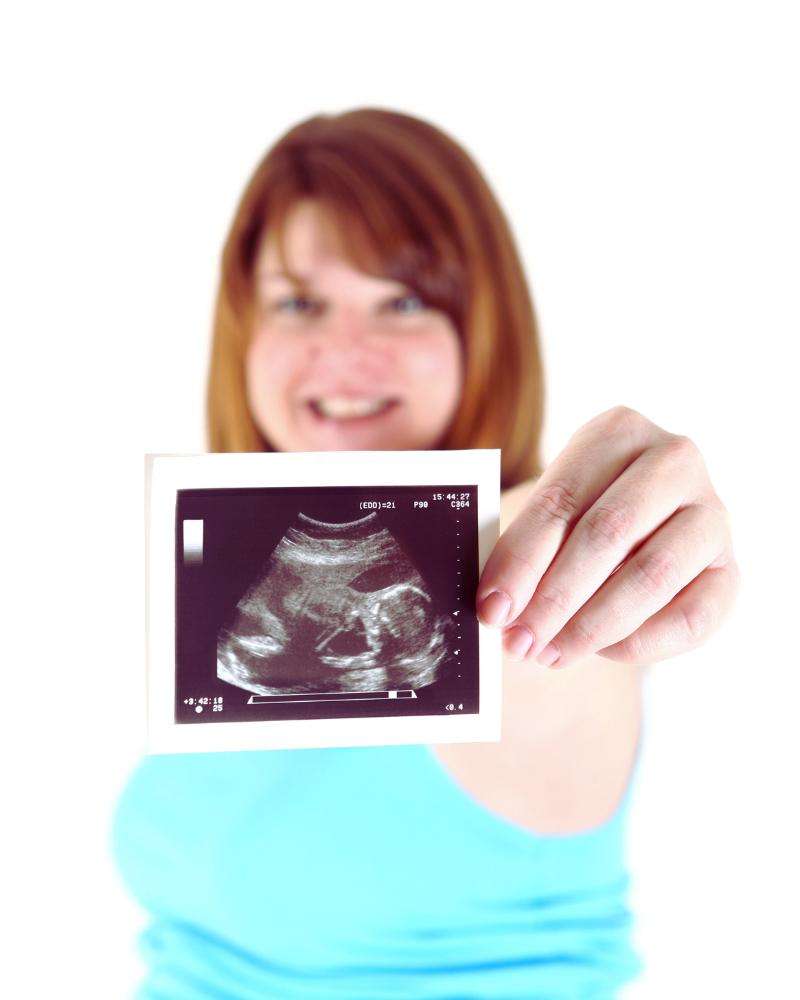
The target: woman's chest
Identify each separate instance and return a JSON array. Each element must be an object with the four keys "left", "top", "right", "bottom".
[{"left": 112, "top": 745, "right": 519, "bottom": 960}]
